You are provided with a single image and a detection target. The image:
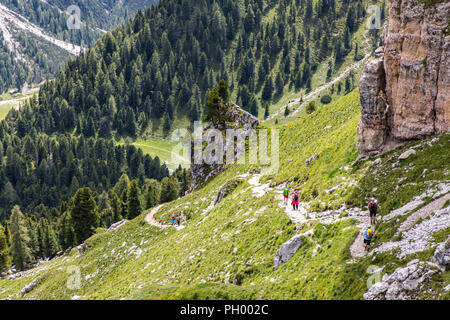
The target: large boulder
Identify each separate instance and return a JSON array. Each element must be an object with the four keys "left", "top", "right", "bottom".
[
  {"left": 434, "top": 240, "right": 450, "bottom": 271},
  {"left": 273, "top": 234, "right": 303, "bottom": 270}
]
